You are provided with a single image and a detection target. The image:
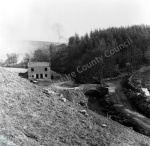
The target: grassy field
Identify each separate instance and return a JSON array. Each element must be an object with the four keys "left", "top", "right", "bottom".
[{"left": 3, "top": 67, "right": 27, "bottom": 73}]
